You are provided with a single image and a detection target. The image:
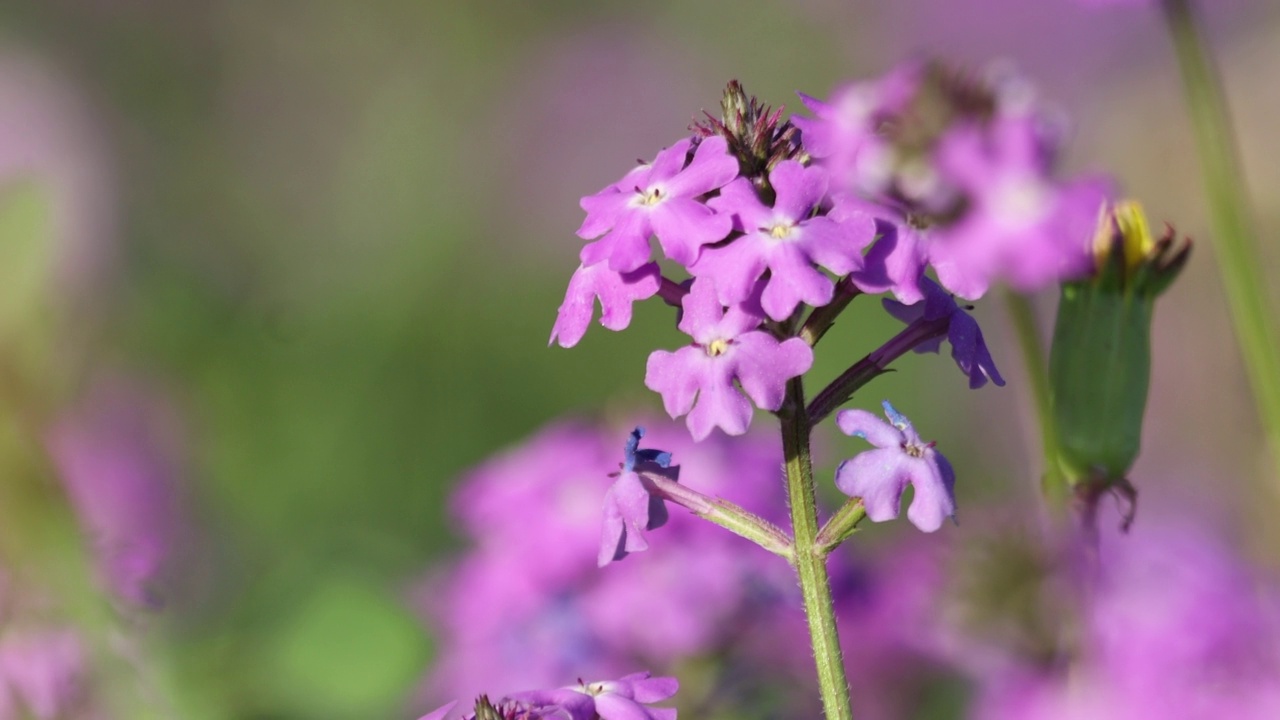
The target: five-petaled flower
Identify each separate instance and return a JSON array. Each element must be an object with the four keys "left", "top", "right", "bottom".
[
  {"left": 835, "top": 401, "right": 957, "bottom": 532},
  {"left": 578, "top": 136, "right": 739, "bottom": 273},
  {"left": 691, "top": 160, "right": 876, "bottom": 321},
  {"left": 645, "top": 279, "right": 813, "bottom": 441}
]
